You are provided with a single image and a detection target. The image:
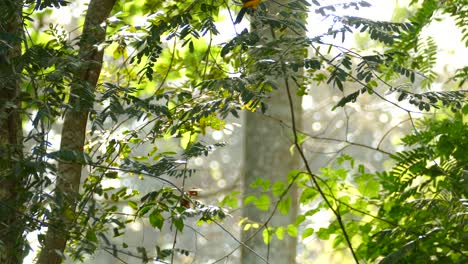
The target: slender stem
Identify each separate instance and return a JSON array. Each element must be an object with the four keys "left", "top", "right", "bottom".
[
  {"left": 262, "top": 114, "right": 394, "bottom": 156},
  {"left": 155, "top": 30, "right": 178, "bottom": 93},
  {"left": 171, "top": 158, "right": 189, "bottom": 264},
  {"left": 213, "top": 221, "right": 270, "bottom": 263},
  {"left": 283, "top": 76, "right": 360, "bottom": 263}
]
